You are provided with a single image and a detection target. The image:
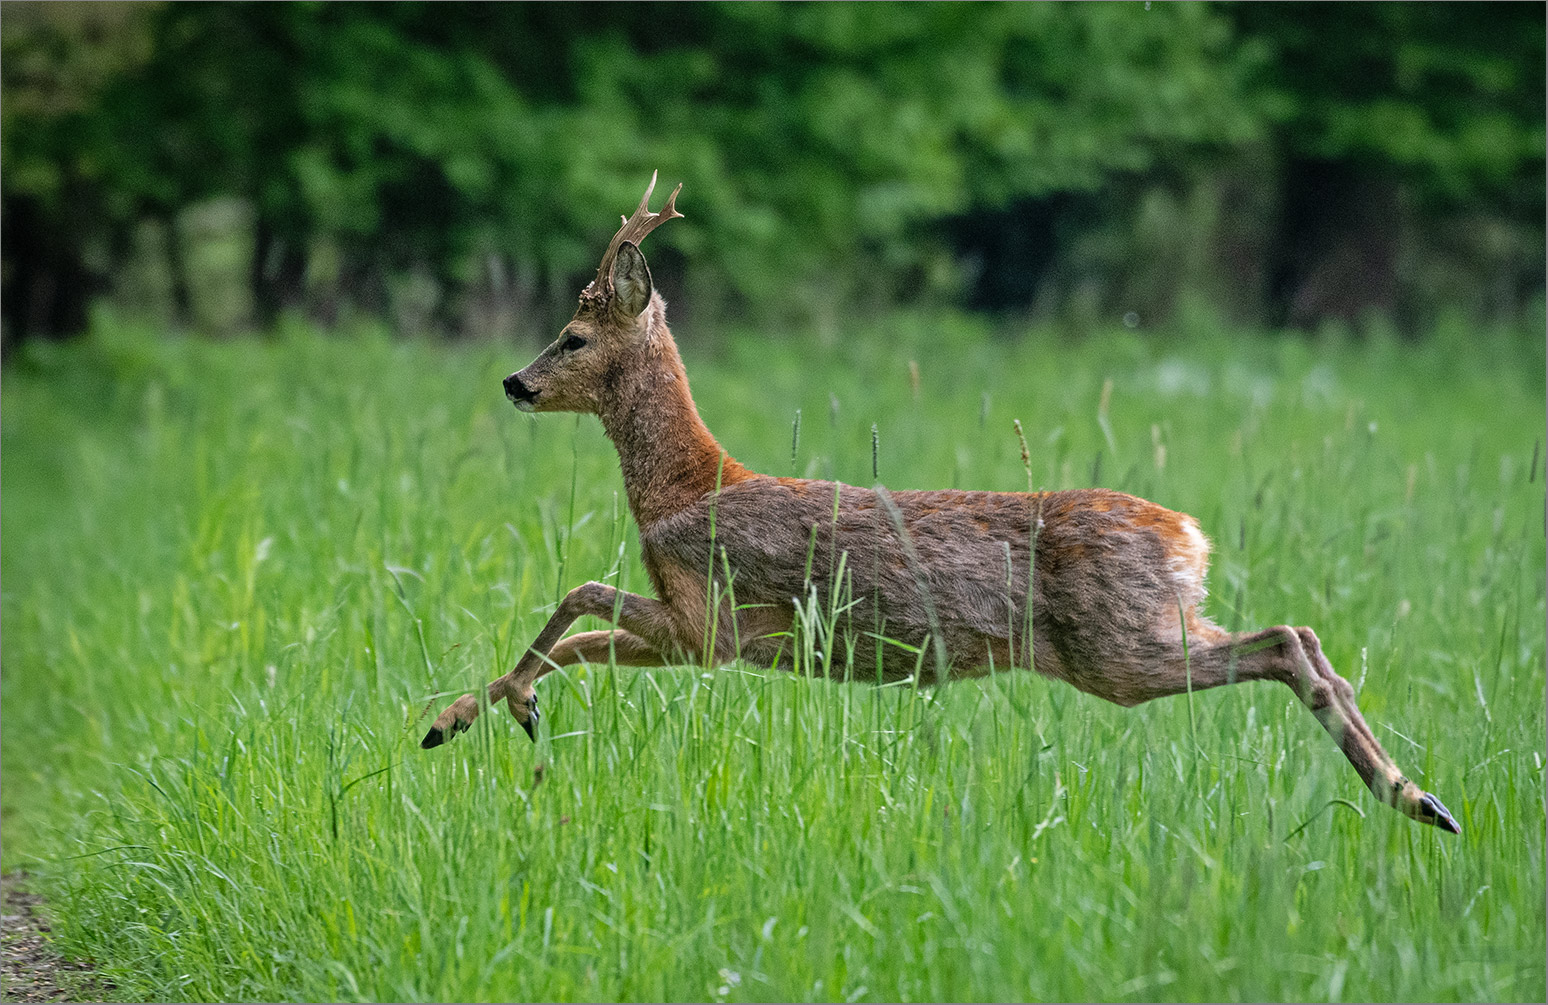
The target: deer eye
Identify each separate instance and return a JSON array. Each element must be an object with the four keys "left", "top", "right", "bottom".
[{"left": 561, "top": 334, "right": 587, "bottom": 353}]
